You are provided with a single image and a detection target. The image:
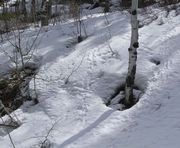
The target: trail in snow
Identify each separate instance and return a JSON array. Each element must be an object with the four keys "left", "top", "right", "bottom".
[{"left": 0, "top": 7, "right": 180, "bottom": 148}]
